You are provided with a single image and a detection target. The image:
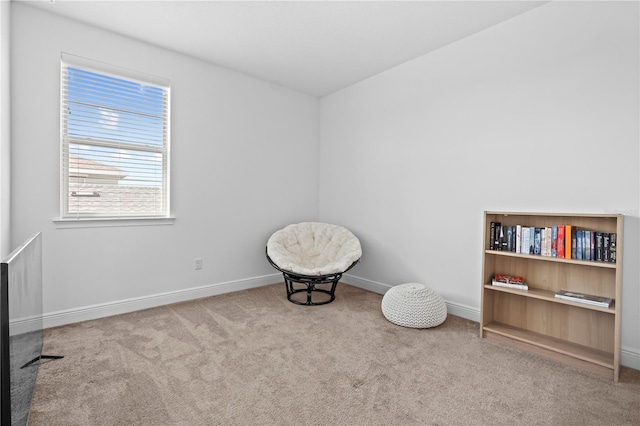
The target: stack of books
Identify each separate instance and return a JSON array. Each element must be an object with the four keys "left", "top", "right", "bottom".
[
  {"left": 491, "top": 274, "right": 528, "bottom": 291},
  {"left": 554, "top": 289, "right": 612, "bottom": 308}
]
